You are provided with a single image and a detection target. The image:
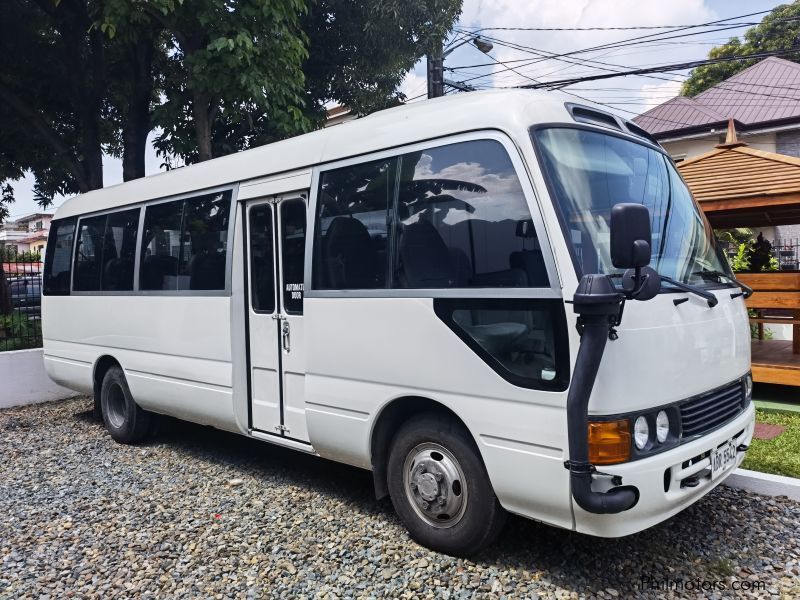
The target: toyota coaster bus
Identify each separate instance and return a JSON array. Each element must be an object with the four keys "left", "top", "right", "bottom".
[{"left": 42, "top": 90, "right": 754, "bottom": 556}]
